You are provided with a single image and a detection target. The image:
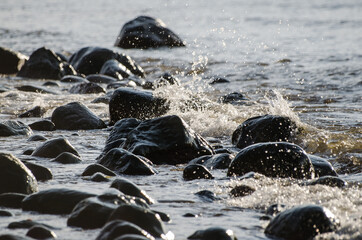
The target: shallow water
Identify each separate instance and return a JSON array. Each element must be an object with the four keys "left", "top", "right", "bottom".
[{"left": 0, "top": 0, "right": 361, "bottom": 239}]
